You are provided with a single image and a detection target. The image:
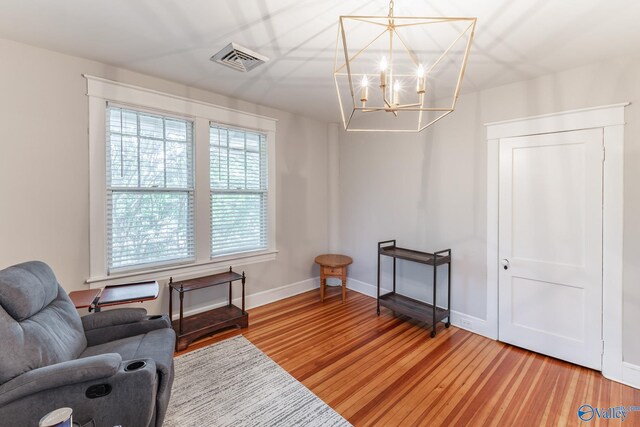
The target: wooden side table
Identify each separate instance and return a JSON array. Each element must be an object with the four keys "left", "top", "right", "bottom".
[
  {"left": 314, "top": 254, "right": 353, "bottom": 303},
  {"left": 169, "top": 268, "right": 247, "bottom": 351},
  {"left": 68, "top": 288, "right": 101, "bottom": 310},
  {"left": 68, "top": 281, "right": 159, "bottom": 312}
]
